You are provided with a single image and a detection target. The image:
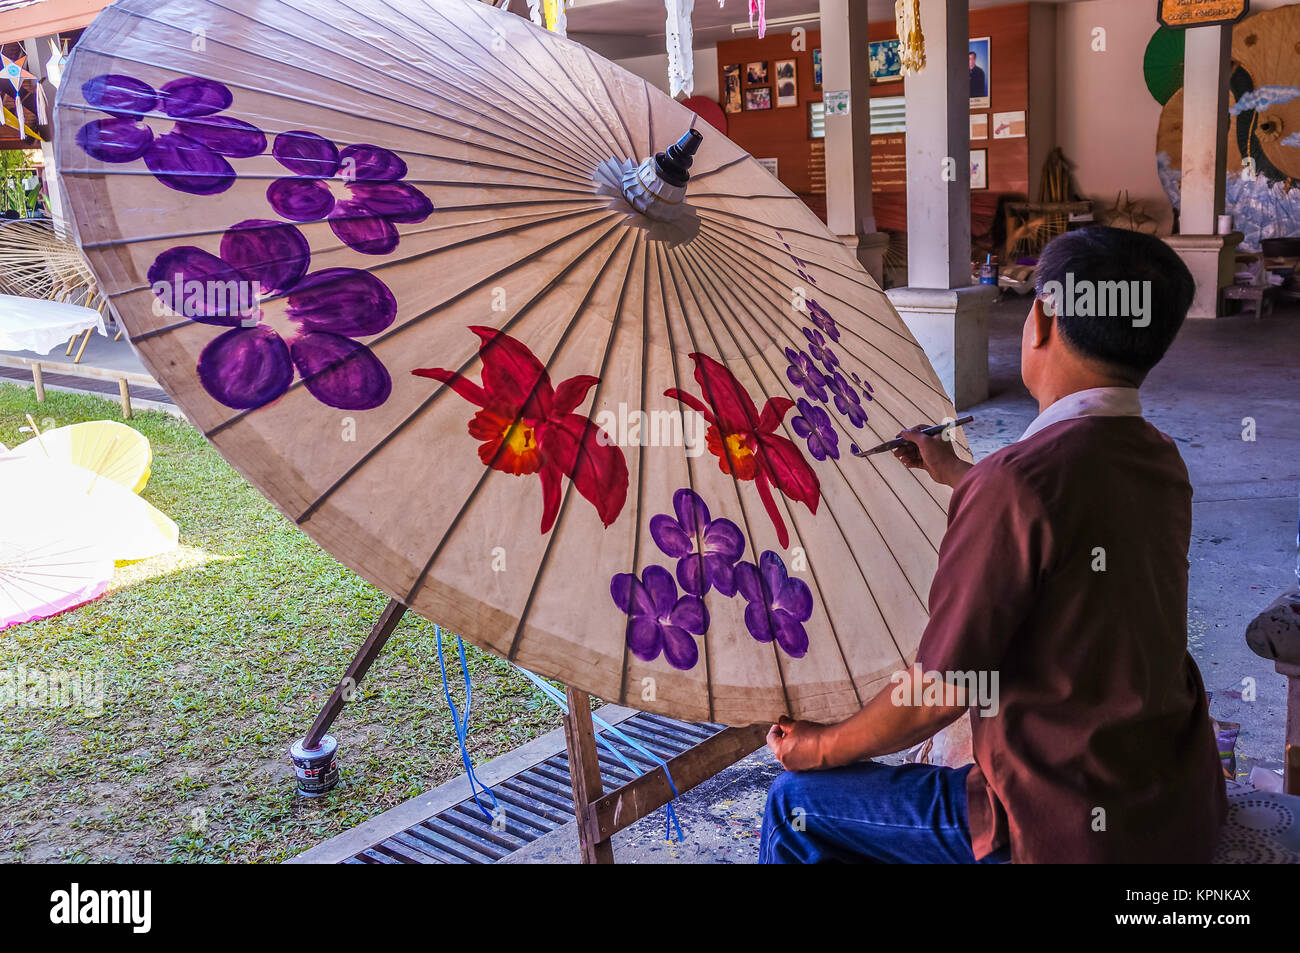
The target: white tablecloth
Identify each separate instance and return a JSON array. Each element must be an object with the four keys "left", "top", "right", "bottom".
[{"left": 0, "top": 294, "right": 107, "bottom": 356}]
